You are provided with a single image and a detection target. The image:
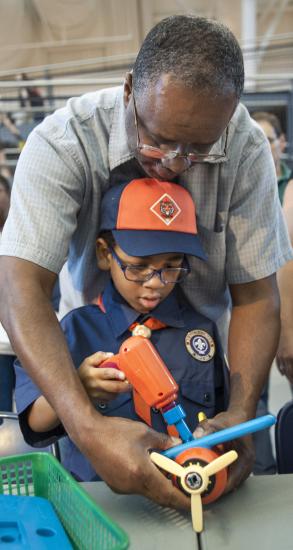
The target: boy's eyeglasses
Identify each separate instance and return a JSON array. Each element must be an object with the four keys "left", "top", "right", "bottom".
[
  {"left": 110, "top": 247, "right": 190, "bottom": 284},
  {"left": 132, "top": 92, "right": 229, "bottom": 164}
]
